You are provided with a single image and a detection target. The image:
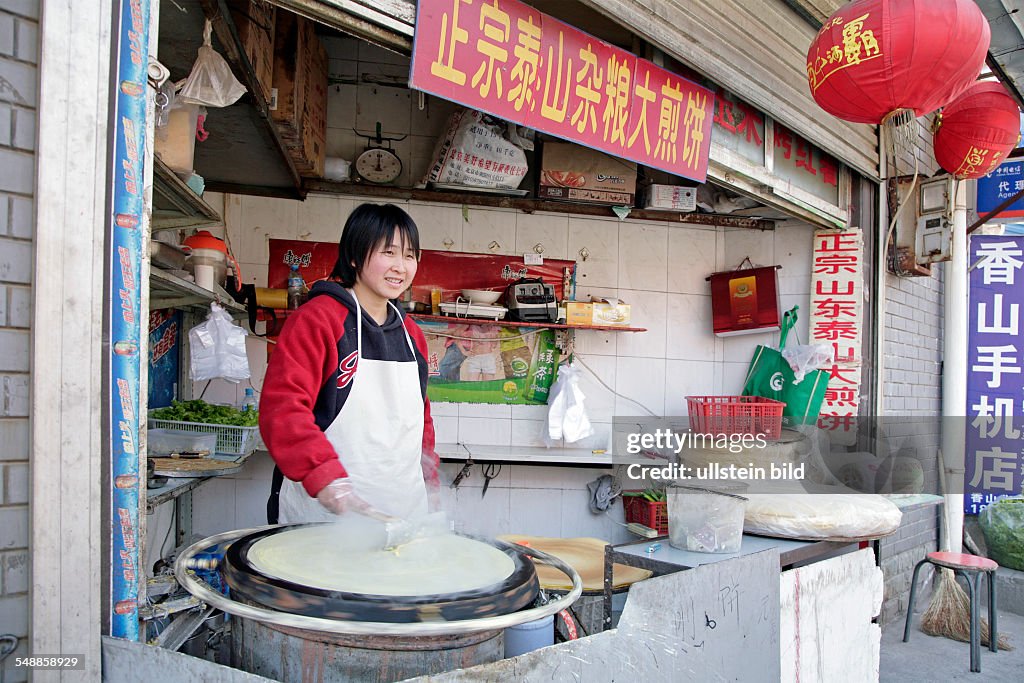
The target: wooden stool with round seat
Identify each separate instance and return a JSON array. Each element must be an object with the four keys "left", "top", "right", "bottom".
[{"left": 903, "top": 551, "right": 999, "bottom": 673}]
